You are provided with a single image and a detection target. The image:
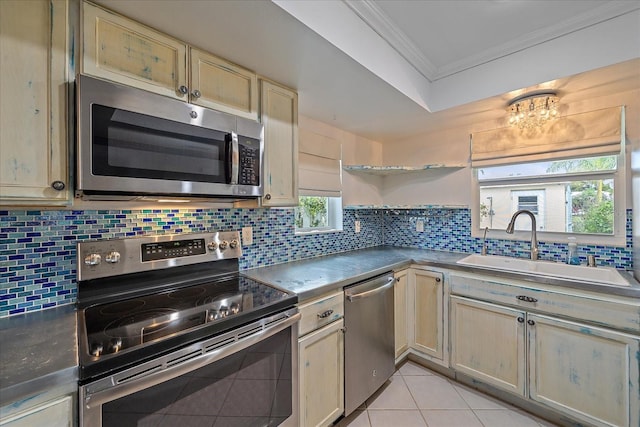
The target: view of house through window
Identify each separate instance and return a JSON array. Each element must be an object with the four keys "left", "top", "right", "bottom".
[
  {"left": 478, "top": 155, "right": 617, "bottom": 235},
  {"left": 295, "top": 196, "right": 343, "bottom": 232}
]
